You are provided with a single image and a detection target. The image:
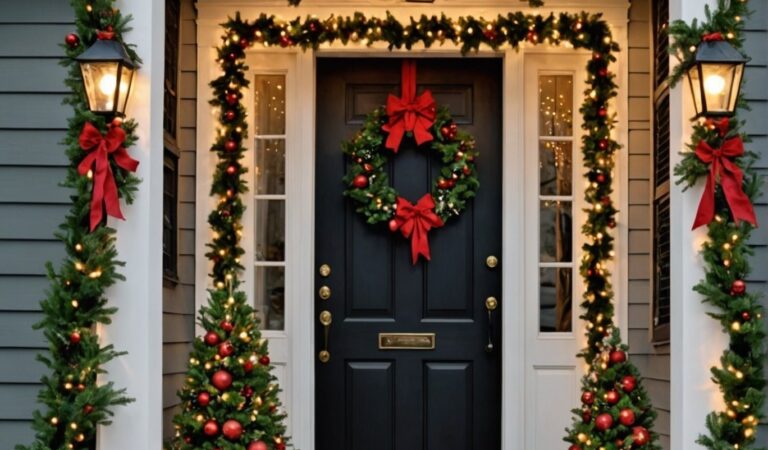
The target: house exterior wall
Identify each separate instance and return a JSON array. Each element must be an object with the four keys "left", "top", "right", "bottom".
[
  {"left": 162, "top": 0, "right": 199, "bottom": 442},
  {"left": 0, "top": 2, "right": 74, "bottom": 447},
  {"left": 626, "top": 1, "right": 671, "bottom": 448}
]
